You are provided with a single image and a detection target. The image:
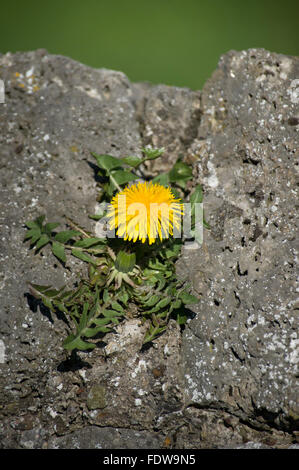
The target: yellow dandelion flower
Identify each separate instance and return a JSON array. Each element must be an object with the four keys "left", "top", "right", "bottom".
[{"left": 107, "top": 182, "right": 183, "bottom": 244}]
